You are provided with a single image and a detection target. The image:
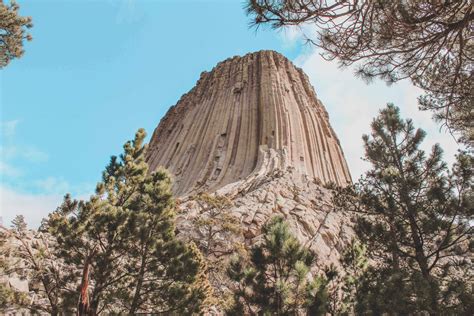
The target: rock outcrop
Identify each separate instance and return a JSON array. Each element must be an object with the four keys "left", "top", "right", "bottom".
[
  {"left": 147, "top": 50, "right": 354, "bottom": 289},
  {"left": 147, "top": 50, "right": 351, "bottom": 197},
  {"left": 178, "top": 167, "right": 354, "bottom": 268}
]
